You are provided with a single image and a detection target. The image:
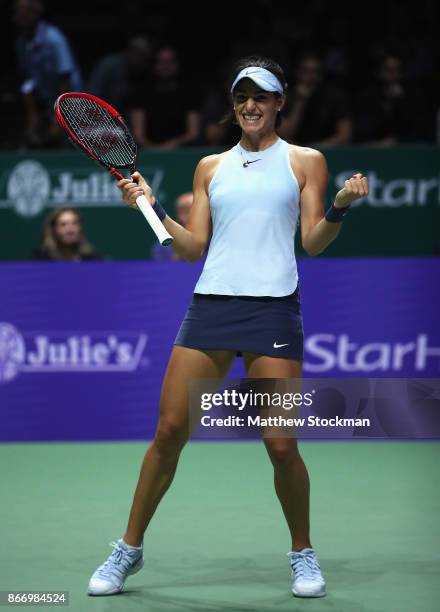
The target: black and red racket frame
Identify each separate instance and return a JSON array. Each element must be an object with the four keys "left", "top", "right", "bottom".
[{"left": 54, "top": 92, "right": 137, "bottom": 180}]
